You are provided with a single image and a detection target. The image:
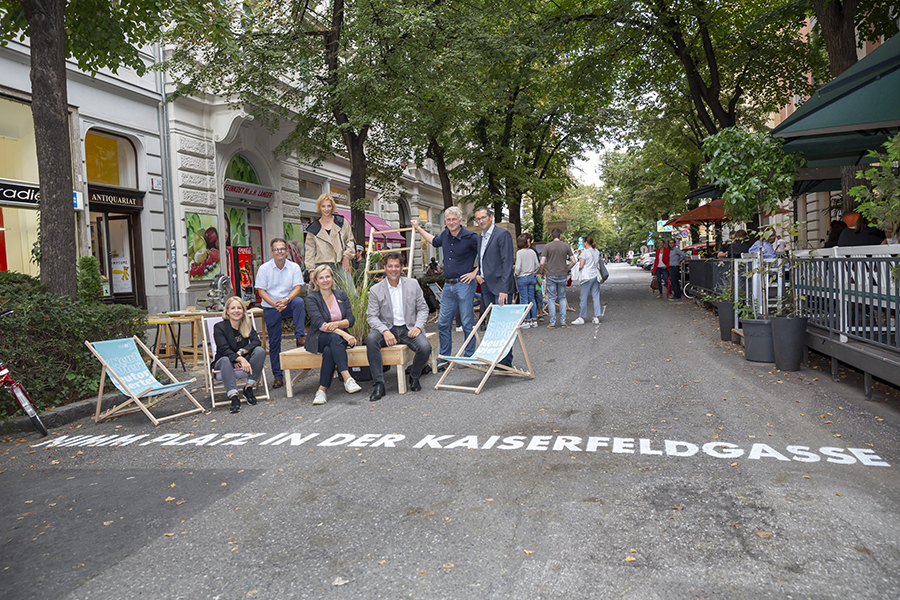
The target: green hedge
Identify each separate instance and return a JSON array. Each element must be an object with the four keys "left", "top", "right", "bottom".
[{"left": 0, "top": 271, "right": 146, "bottom": 420}]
